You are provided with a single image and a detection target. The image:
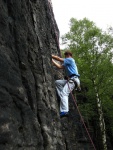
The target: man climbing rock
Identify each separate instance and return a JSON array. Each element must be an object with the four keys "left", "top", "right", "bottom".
[{"left": 52, "top": 51, "right": 80, "bottom": 117}]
